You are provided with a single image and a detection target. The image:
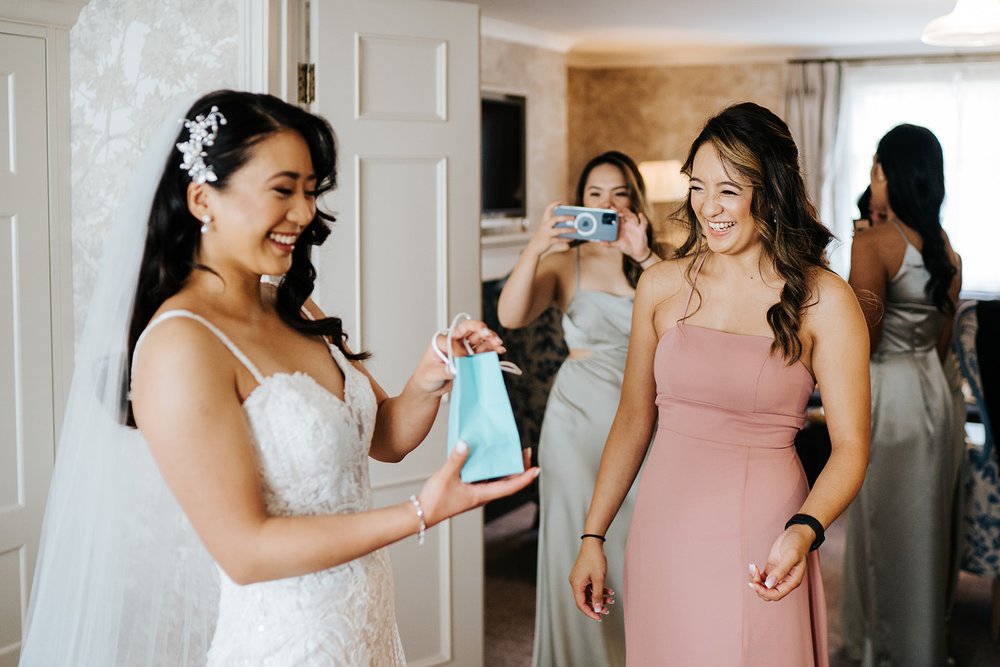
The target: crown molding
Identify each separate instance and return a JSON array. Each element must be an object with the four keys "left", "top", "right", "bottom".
[
  {"left": 480, "top": 16, "right": 575, "bottom": 53},
  {"left": 0, "top": 0, "right": 89, "bottom": 29},
  {"left": 564, "top": 38, "right": 986, "bottom": 68}
]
